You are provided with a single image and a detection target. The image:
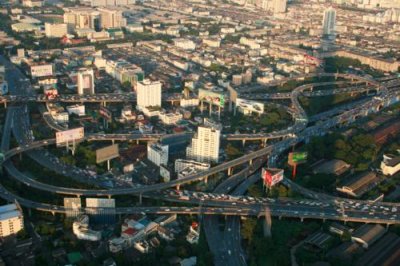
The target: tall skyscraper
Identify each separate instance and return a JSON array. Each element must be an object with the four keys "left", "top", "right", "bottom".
[
  {"left": 77, "top": 68, "right": 95, "bottom": 95},
  {"left": 322, "top": 7, "right": 337, "bottom": 37},
  {"left": 136, "top": 79, "right": 162, "bottom": 110},
  {"left": 186, "top": 123, "right": 221, "bottom": 163}
]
